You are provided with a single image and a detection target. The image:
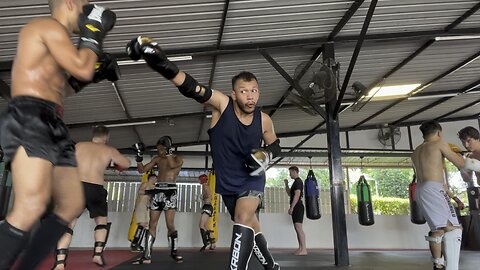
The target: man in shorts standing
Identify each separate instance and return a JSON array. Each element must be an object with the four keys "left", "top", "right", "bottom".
[{"left": 0, "top": 1, "right": 116, "bottom": 269}]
